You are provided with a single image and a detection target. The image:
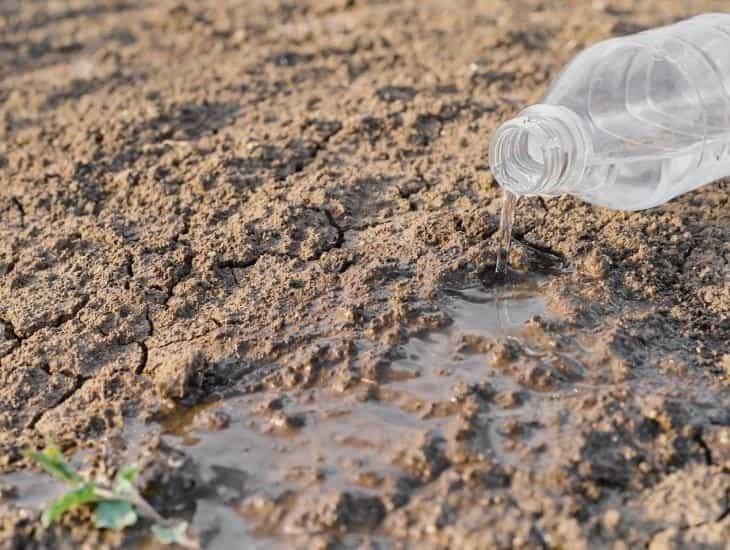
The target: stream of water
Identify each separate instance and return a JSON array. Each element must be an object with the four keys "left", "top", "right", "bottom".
[{"left": 495, "top": 190, "right": 518, "bottom": 277}]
